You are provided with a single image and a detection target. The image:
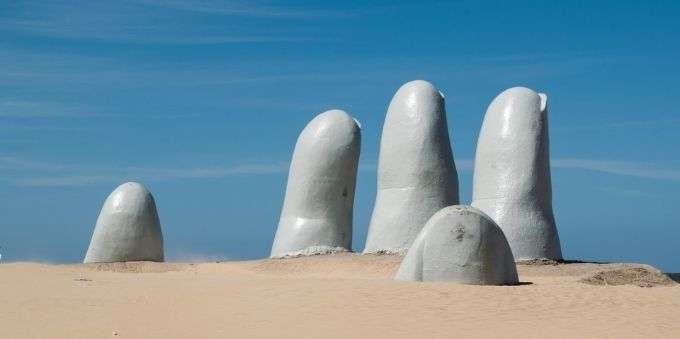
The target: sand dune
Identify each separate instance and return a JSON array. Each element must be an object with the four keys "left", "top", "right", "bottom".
[{"left": 1, "top": 254, "right": 678, "bottom": 338}]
